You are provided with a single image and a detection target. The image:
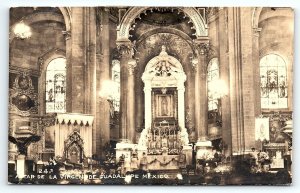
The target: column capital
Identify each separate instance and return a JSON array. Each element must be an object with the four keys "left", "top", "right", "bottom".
[
  {"left": 127, "top": 58, "right": 137, "bottom": 75},
  {"left": 116, "top": 40, "right": 135, "bottom": 58},
  {"left": 193, "top": 37, "right": 210, "bottom": 56}
]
